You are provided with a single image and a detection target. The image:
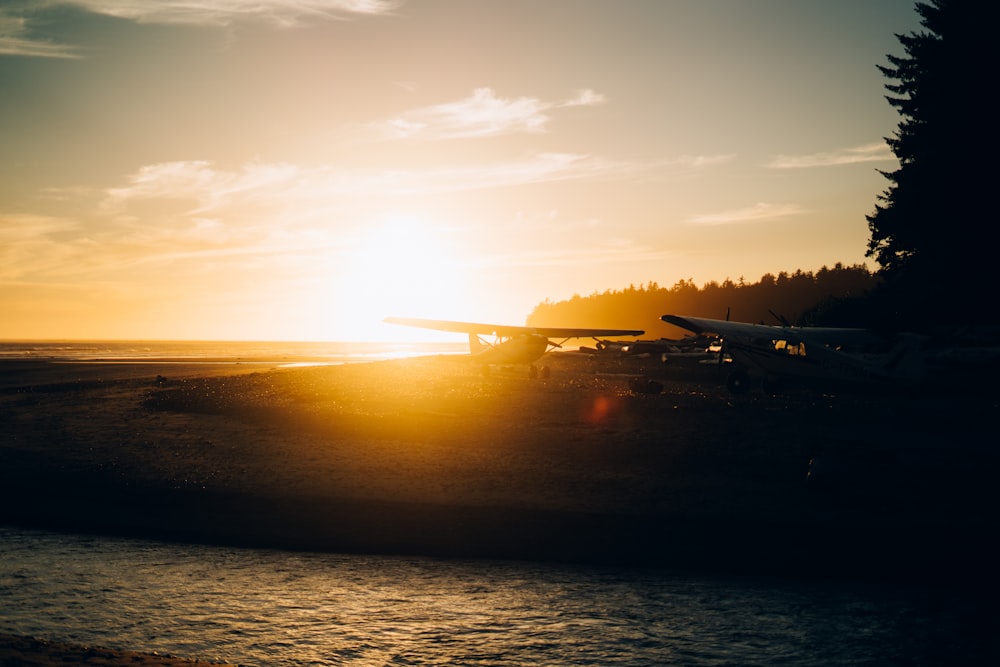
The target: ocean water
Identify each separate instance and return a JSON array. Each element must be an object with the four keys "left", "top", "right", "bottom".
[
  {"left": 0, "top": 527, "right": 980, "bottom": 666},
  {"left": 0, "top": 340, "right": 467, "bottom": 364}
]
